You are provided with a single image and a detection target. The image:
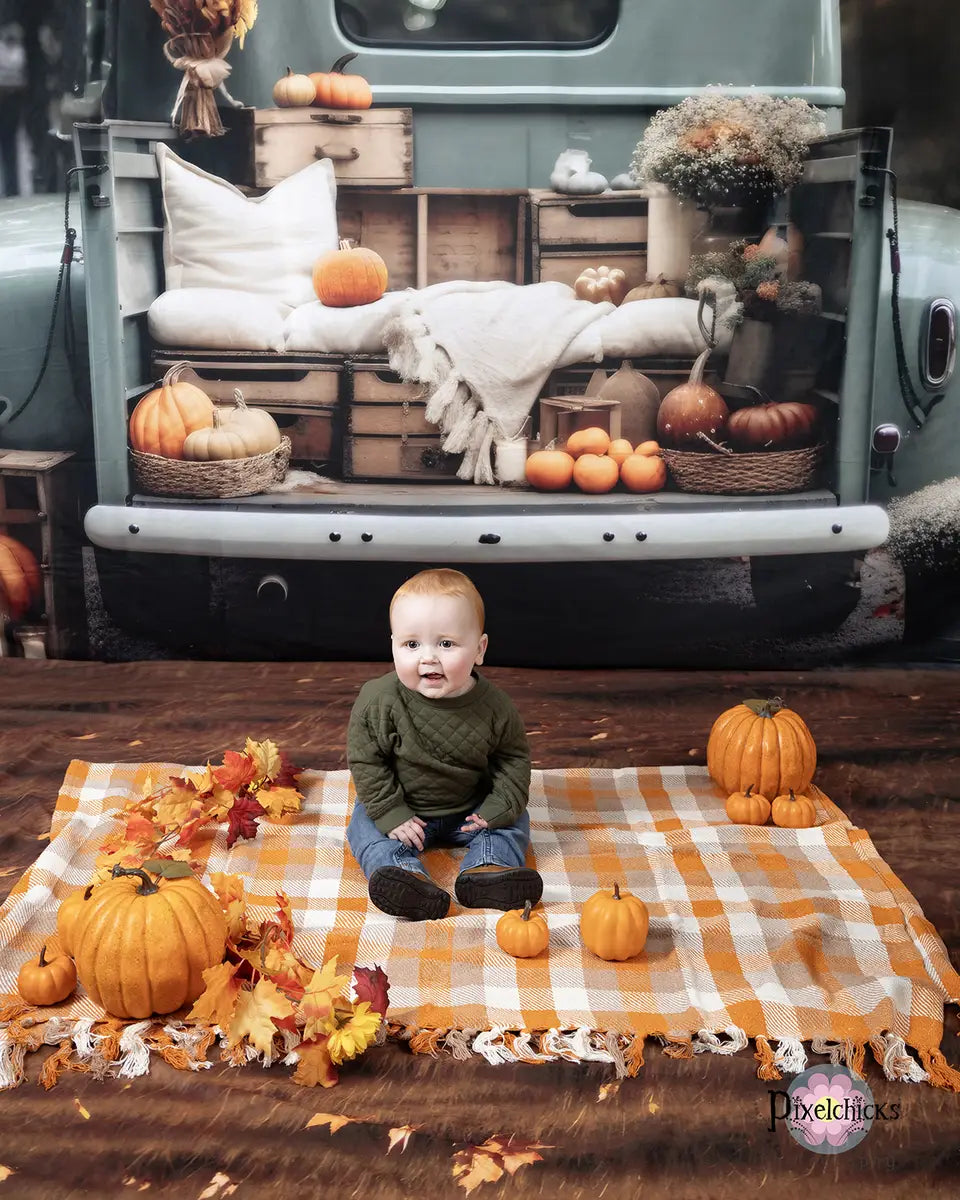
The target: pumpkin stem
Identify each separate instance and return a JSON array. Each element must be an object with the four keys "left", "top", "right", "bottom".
[
  {"left": 232, "top": 387, "right": 249, "bottom": 412},
  {"left": 688, "top": 347, "right": 711, "bottom": 387},
  {"left": 789, "top": 788, "right": 797, "bottom": 802},
  {"left": 162, "top": 361, "right": 194, "bottom": 387},
  {"left": 613, "top": 882, "right": 621, "bottom": 900},
  {"left": 743, "top": 696, "right": 784, "bottom": 719},
  {"left": 83, "top": 884, "right": 95, "bottom": 900},
  {"left": 338, "top": 238, "right": 357, "bottom": 252},
  {"left": 39, "top": 944, "right": 48, "bottom": 968},
  {"left": 330, "top": 53, "right": 358, "bottom": 74},
  {"left": 745, "top": 784, "right": 754, "bottom": 798},
  {"left": 521, "top": 899, "right": 532, "bottom": 921},
  {"left": 110, "top": 864, "right": 160, "bottom": 895}
]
